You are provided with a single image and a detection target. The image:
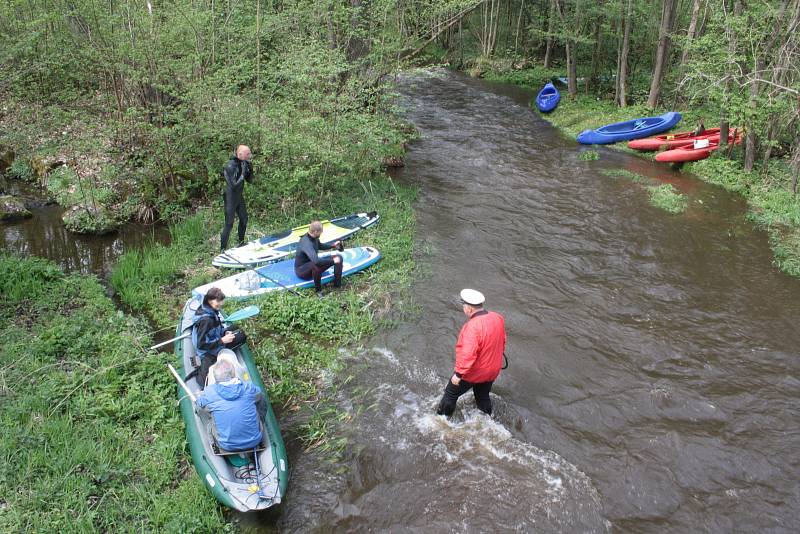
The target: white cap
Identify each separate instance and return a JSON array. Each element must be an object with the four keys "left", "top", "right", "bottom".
[{"left": 460, "top": 288, "right": 485, "bottom": 306}]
